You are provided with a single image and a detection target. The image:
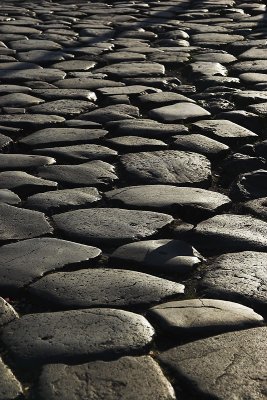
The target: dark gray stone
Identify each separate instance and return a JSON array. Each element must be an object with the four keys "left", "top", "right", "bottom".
[
  {"left": 194, "top": 214, "right": 267, "bottom": 252},
  {"left": 20, "top": 128, "right": 107, "bottom": 148},
  {"left": 0, "top": 171, "right": 57, "bottom": 195},
  {"left": 0, "top": 189, "right": 20, "bottom": 205},
  {"left": 0, "top": 154, "right": 55, "bottom": 171},
  {"left": 52, "top": 208, "right": 173, "bottom": 245},
  {"left": 56, "top": 78, "right": 125, "bottom": 90},
  {"left": 80, "top": 104, "right": 139, "bottom": 124},
  {"left": 138, "top": 92, "right": 195, "bottom": 107},
  {"left": 243, "top": 197, "right": 267, "bottom": 220},
  {"left": 0, "top": 134, "right": 12, "bottom": 150},
  {"left": 29, "top": 268, "right": 184, "bottom": 308},
  {"left": 149, "top": 102, "right": 210, "bottom": 122},
  {"left": 105, "top": 185, "right": 230, "bottom": 215},
  {"left": 0, "top": 203, "right": 52, "bottom": 241},
  {"left": 0, "top": 357, "right": 23, "bottom": 400},
  {"left": 94, "top": 62, "right": 165, "bottom": 77},
  {"left": 191, "top": 119, "right": 258, "bottom": 145},
  {"left": 0, "top": 68, "right": 66, "bottom": 82},
  {"left": 173, "top": 134, "right": 229, "bottom": 158},
  {"left": 34, "top": 144, "right": 117, "bottom": 162},
  {"left": 17, "top": 50, "right": 74, "bottom": 64},
  {"left": 9, "top": 39, "right": 62, "bottom": 51},
  {"left": 120, "top": 151, "right": 211, "bottom": 187},
  {"left": 149, "top": 299, "right": 263, "bottom": 335},
  {"left": 97, "top": 85, "right": 160, "bottom": 97},
  {"left": 51, "top": 60, "right": 97, "bottom": 71},
  {"left": 36, "top": 356, "right": 176, "bottom": 400},
  {"left": 38, "top": 161, "right": 118, "bottom": 187},
  {"left": 31, "top": 88, "right": 97, "bottom": 101},
  {"left": 2, "top": 309, "right": 155, "bottom": 364},
  {"left": 230, "top": 170, "right": 267, "bottom": 201},
  {"left": 0, "top": 114, "right": 65, "bottom": 129},
  {"left": 106, "top": 136, "right": 167, "bottom": 151},
  {"left": 29, "top": 99, "right": 96, "bottom": 116},
  {"left": 158, "top": 327, "right": 267, "bottom": 400},
  {"left": 200, "top": 251, "right": 267, "bottom": 309},
  {"left": 111, "top": 239, "right": 202, "bottom": 274},
  {"left": 0, "top": 298, "right": 18, "bottom": 329},
  {"left": 0, "top": 238, "right": 101, "bottom": 292},
  {"left": 25, "top": 187, "right": 101, "bottom": 213},
  {"left": 0, "top": 92, "right": 44, "bottom": 107},
  {"left": 106, "top": 119, "right": 188, "bottom": 138}
]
